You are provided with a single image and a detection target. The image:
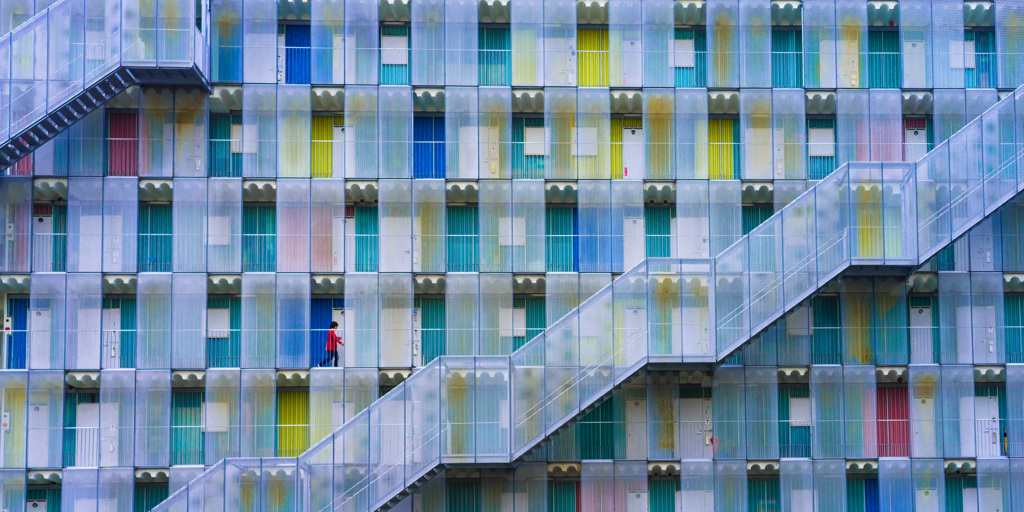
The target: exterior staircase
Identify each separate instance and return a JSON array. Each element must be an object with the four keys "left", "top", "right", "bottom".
[
  {"left": 0, "top": 0, "right": 210, "bottom": 169},
  {"left": 155, "top": 85, "right": 1024, "bottom": 512}
]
